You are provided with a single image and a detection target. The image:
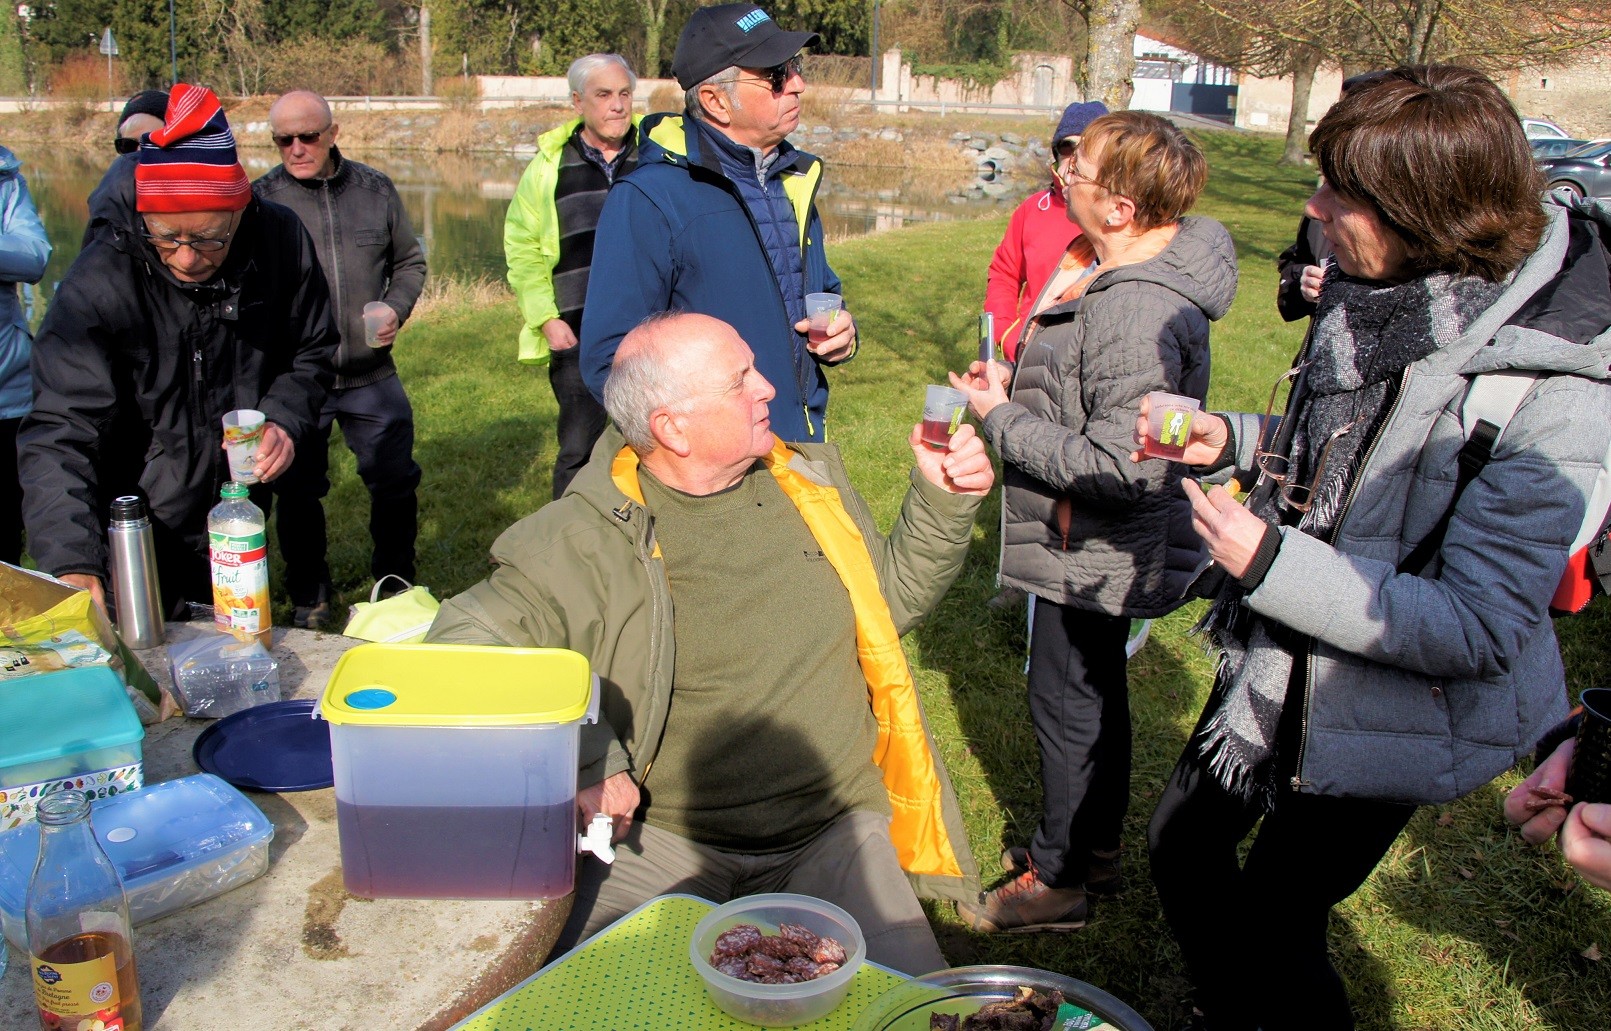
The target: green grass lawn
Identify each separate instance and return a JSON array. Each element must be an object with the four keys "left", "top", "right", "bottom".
[{"left": 315, "top": 129, "right": 1611, "bottom": 1030}]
